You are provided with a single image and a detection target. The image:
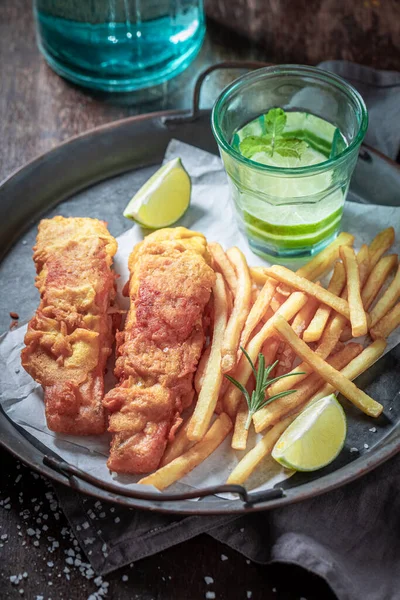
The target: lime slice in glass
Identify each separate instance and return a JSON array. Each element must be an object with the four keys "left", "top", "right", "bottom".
[
  {"left": 123, "top": 157, "right": 191, "bottom": 228},
  {"left": 271, "top": 394, "right": 347, "bottom": 471}
]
